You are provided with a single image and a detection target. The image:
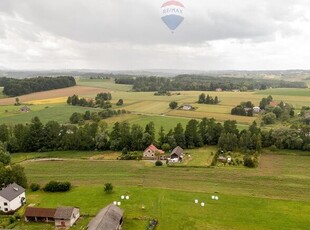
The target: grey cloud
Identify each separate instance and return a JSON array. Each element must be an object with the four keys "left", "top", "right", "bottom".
[{"left": 0, "top": 0, "right": 307, "bottom": 45}]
